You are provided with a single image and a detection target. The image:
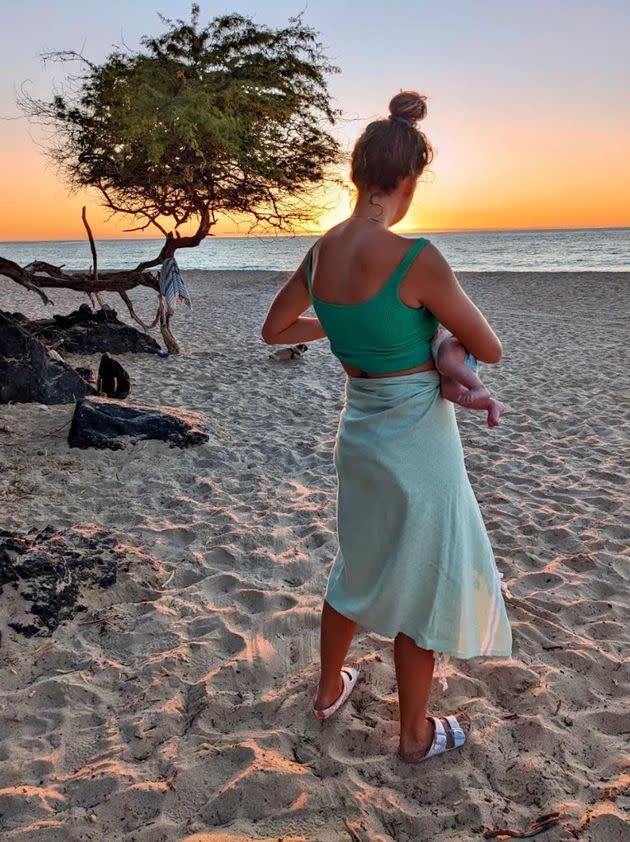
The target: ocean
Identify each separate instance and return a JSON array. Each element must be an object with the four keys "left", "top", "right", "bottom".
[{"left": 1, "top": 227, "right": 629, "bottom": 273}]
